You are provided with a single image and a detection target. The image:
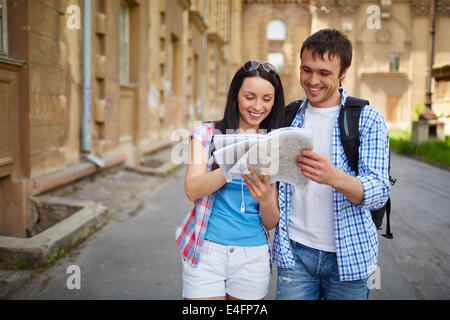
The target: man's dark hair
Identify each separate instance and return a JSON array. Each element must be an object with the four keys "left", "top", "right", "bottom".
[{"left": 300, "top": 28, "right": 352, "bottom": 78}]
